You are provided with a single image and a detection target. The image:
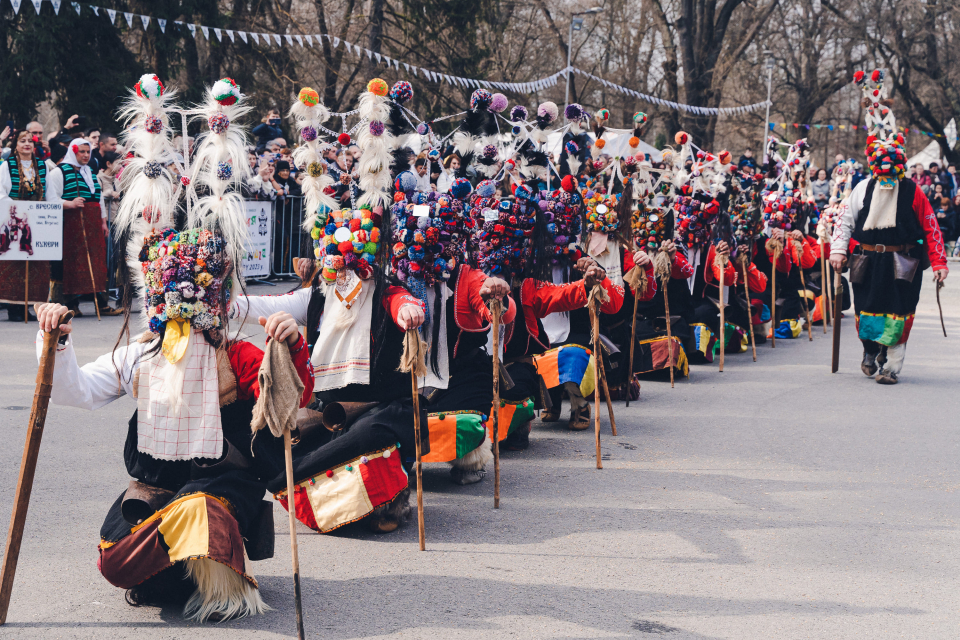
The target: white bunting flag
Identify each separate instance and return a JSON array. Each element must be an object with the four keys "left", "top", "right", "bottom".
[
  {"left": 214, "top": 28, "right": 222, "bottom": 41},
  {"left": 411, "top": 67, "right": 418, "bottom": 77},
  {"left": 366, "top": 48, "right": 372, "bottom": 60},
  {"left": 52, "top": 0, "right": 61, "bottom": 15},
  {"left": 188, "top": 23, "right": 196, "bottom": 38},
  {"left": 332, "top": 37, "right": 340, "bottom": 48},
  {"left": 158, "top": 18, "right": 166, "bottom": 33},
  {"left": 285, "top": 35, "right": 293, "bottom": 46},
  {"left": 238, "top": 31, "right": 247, "bottom": 43},
  {"left": 374, "top": 52, "right": 382, "bottom": 63},
  {"left": 11, "top": 0, "right": 22, "bottom": 15},
  {"left": 403, "top": 62, "right": 409, "bottom": 72},
  {"left": 123, "top": 12, "right": 133, "bottom": 28},
  {"left": 31, "top": 0, "right": 40, "bottom": 15},
  {"left": 250, "top": 32, "right": 259, "bottom": 44},
  {"left": 273, "top": 34, "right": 281, "bottom": 46},
  {"left": 140, "top": 15, "right": 150, "bottom": 29},
  {"left": 71, "top": 1, "right": 79, "bottom": 14},
  {"left": 200, "top": 25, "right": 209, "bottom": 39},
  {"left": 304, "top": 35, "right": 313, "bottom": 46},
  {"left": 106, "top": 8, "right": 116, "bottom": 23},
  {"left": 226, "top": 29, "right": 235, "bottom": 42}
]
